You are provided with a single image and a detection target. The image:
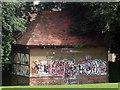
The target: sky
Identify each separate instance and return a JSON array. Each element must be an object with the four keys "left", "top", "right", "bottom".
[{"left": 33, "top": 0, "right": 41, "bottom": 5}]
